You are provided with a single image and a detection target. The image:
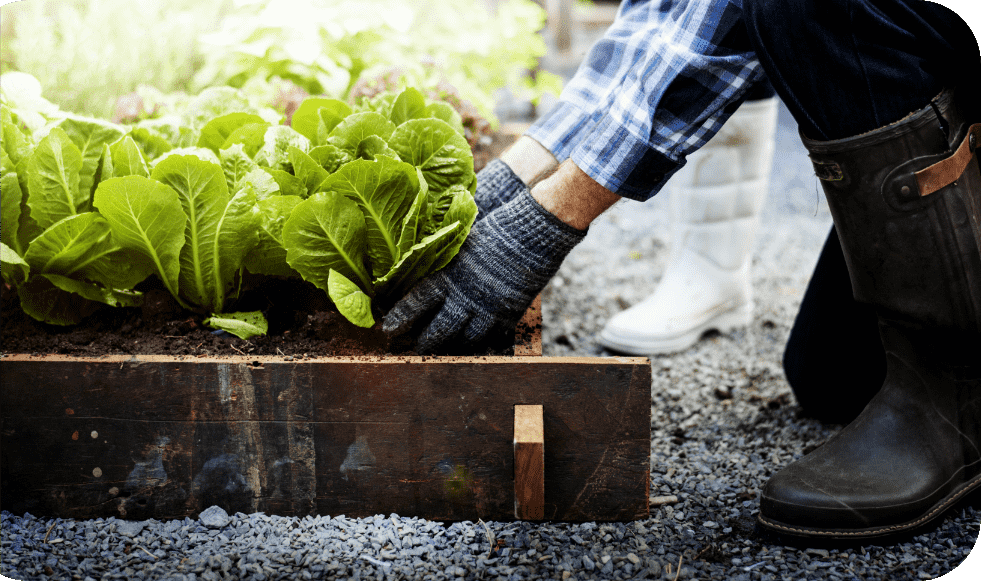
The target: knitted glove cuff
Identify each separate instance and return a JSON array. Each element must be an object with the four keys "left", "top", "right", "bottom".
[
  {"left": 474, "top": 159, "right": 529, "bottom": 221},
  {"left": 478, "top": 186, "right": 587, "bottom": 270}
]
